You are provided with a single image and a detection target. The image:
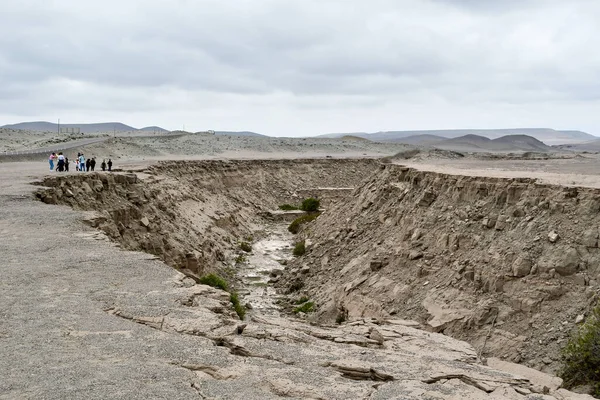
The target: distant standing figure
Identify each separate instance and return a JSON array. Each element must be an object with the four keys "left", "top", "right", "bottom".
[
  {"left": 85, "top": 159, "right": 91, "bottom": 172},
  {"left": 57, "top": 152, "right": 65, "bottom": 172},
  {"left": 90, "top": 157, "right": 96, "bottom": 171},
  {"left": 107, "top": 159, "right": 113, "bottom": 171},
  {"left": 79, "top": 154, "right": 85, "bottom": 172},
  {"left": 48, "top": 153, "right": 56, "bottom": 171},
  {"left": 101, "top": 159, "right": 106, "bottom": 171},
  {"left": 65, "top": 156, "right": 69, "bottom": 172}
]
